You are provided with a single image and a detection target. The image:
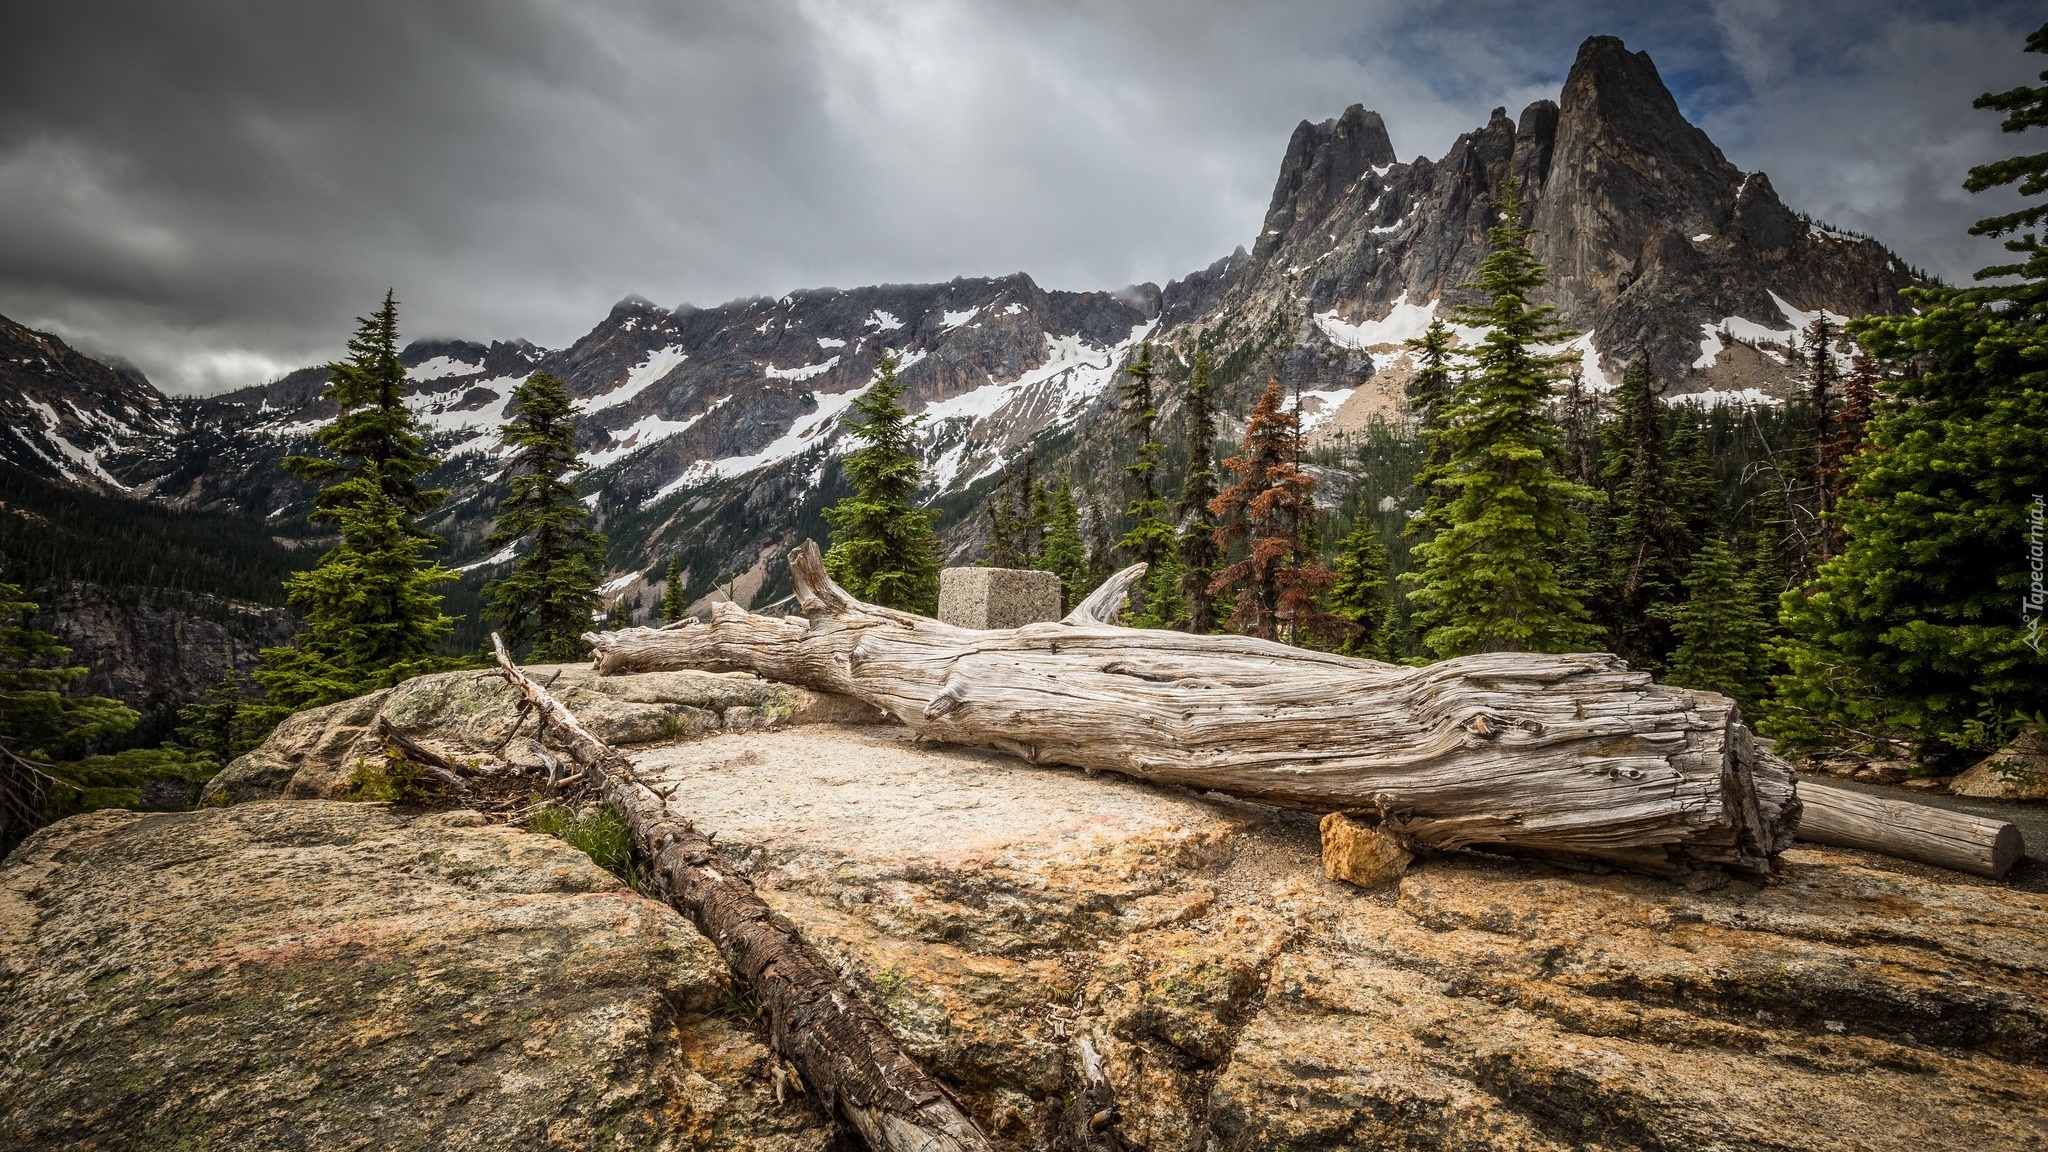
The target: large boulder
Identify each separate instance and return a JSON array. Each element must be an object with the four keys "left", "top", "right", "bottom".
[
  {"left": 633, "top": 725, "right": 2048, "bottom": 1152},
  {"left": 201, "top": 664, "right": 878, "bottom": 804},
  {"left": 0, "top": 800, "right": 829, "bottom": 1150}
]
